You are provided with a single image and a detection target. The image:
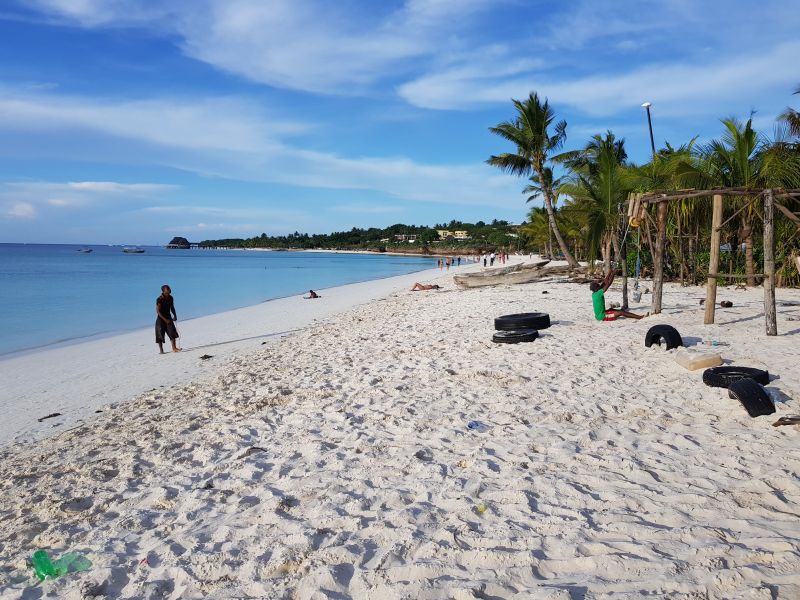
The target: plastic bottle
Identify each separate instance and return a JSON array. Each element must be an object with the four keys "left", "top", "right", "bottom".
[{"left": 31, "top": 550, "right": 64, "bottom": 581}]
